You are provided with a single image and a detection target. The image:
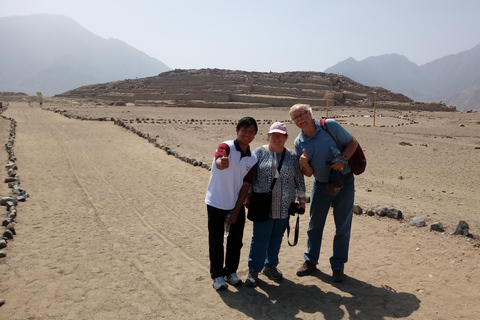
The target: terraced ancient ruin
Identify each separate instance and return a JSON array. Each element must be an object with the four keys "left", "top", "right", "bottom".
[{"left": 56, "top": 69, "right": 454, "bottom": 111}]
